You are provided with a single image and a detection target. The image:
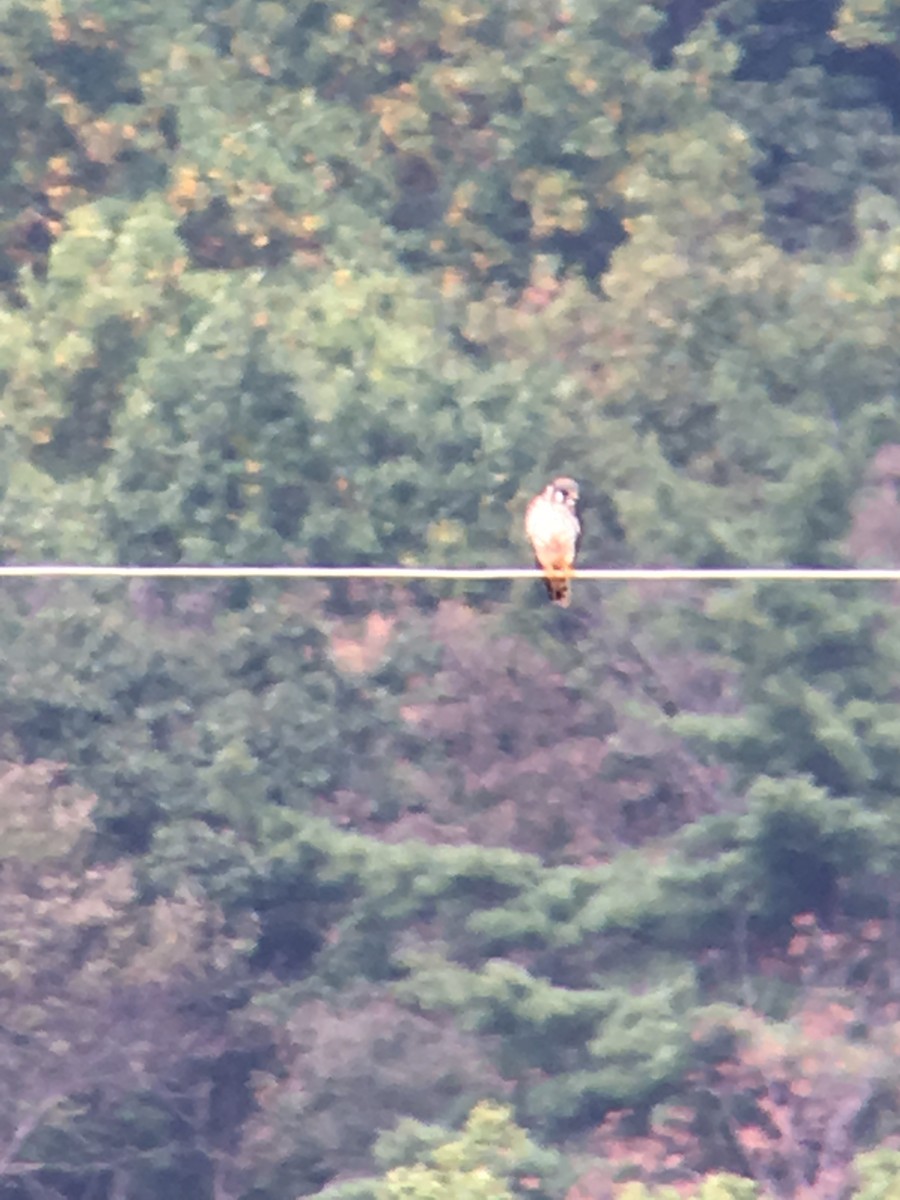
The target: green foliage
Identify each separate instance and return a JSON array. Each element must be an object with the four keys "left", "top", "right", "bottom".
[
  {"left": 854, "top": 1149, "right": 900, "bottom": 1200},
  {"left": 833, "top": 0, "right": 900, "bottom": 50},
  {"left": 395, "top": 954, "right": 693, "bottom": 1126},
  {"left": 376, "top": 1102, "right": 569, "bottom": 1200},
  {"left": 5, "top": 0, "right": 900, "bottom": 1196},
  {"left": 0, "top": 583, "right": 400, "bottom": 856},
  {"left": 618, "top": 1180, "right": 760, "bottom": 1200}
]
